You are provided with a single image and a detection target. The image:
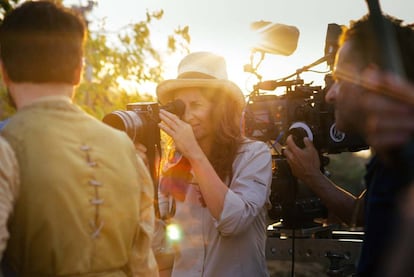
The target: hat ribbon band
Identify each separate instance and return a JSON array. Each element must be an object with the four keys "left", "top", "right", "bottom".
[{"left": 177, "top": 72, "right": 216, "bottom": 79}]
